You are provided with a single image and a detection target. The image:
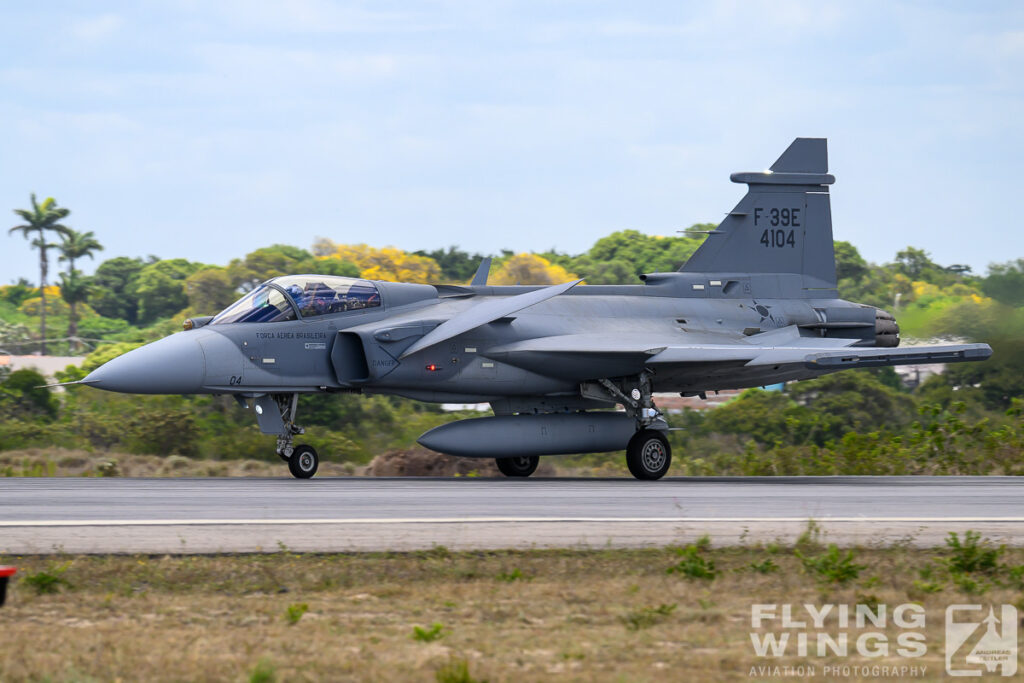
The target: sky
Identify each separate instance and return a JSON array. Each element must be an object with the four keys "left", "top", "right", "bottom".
[{"left": 2, "top": 1, "right": 1023, "bottom": 283}]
